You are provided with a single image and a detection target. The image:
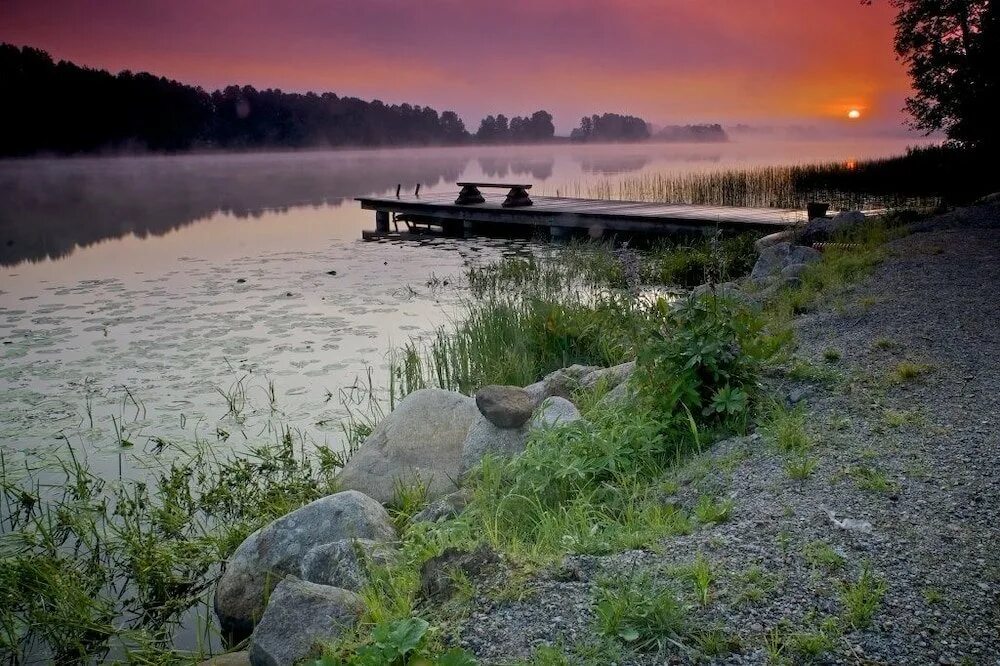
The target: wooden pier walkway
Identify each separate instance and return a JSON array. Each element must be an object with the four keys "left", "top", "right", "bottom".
[{"left": 357, "top": 188, "right": 810, "bottom": 240}]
